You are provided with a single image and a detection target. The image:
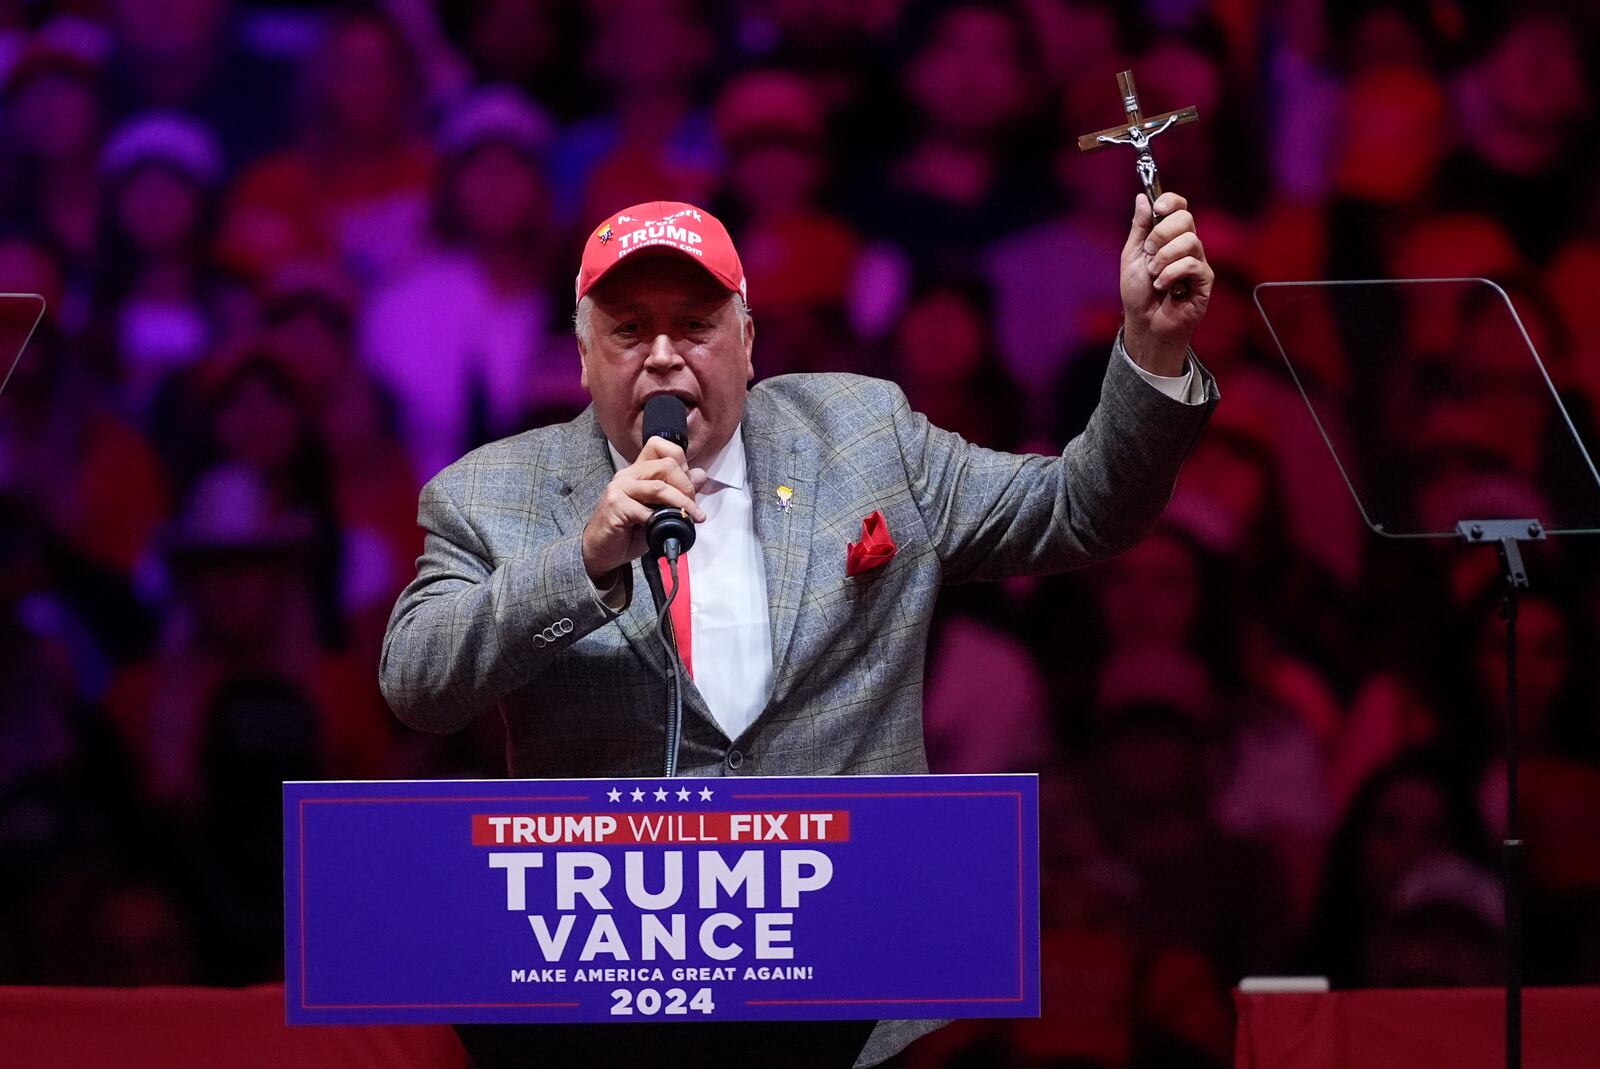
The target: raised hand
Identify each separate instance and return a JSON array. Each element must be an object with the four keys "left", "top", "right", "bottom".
[{"left": 1120, "top": 192, "right": 1213, "bottom": 377}]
